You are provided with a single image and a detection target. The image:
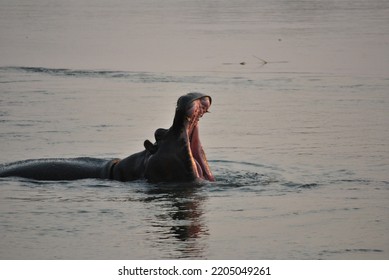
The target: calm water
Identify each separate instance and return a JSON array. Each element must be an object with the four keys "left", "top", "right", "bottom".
[{"left": 0, "top": 0, "right": 388, "bottom": 259}]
